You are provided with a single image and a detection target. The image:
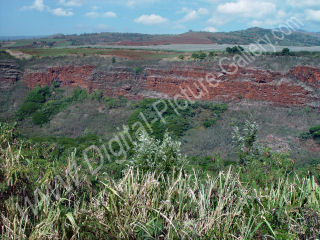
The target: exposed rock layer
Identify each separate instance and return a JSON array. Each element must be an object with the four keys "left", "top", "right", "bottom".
[
  {"left": 17, "top": 64, "right": 320, "bottom": 109},
  {"left": 0, "top": 61, "right": 22, "bottom": 89}
]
